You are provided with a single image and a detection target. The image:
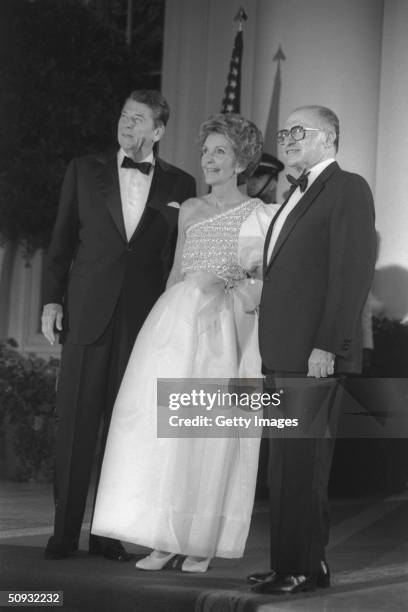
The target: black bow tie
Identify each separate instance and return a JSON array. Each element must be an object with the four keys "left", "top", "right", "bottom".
[
  {"left": 286, "top": 171, "right": 310, "bottom": 193},
  {"left": 121, "top": 157, "right": 152, "bottom": 174}
]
